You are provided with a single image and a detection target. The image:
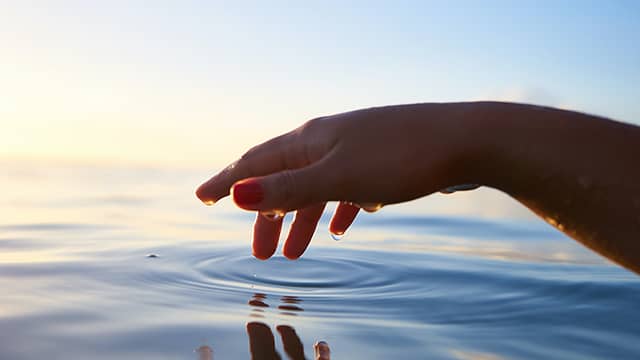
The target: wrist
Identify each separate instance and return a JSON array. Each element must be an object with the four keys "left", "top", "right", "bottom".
[
  {"left": 456, "top": 101, "right": 561, "bottom": 193},
  {"left": 438, "top": 102, "right": 505, "bottom": 189}
]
